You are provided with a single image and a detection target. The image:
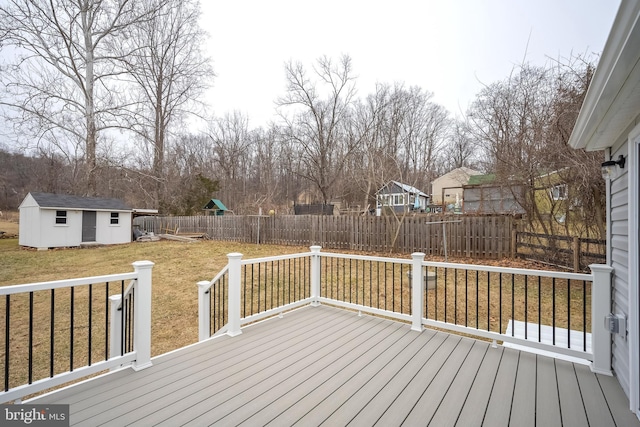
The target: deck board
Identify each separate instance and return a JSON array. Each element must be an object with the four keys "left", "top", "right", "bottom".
[
  {"left": 510, "top": 351, "right": 537, "bottom": 427},
  {"left": 536, "top": 354, "right": 562, "bottom": 425},
  {"left": 27, "top": 304, "right": 640, "bottom": 427},
  {"left": 555, "top": 359, "right": 589, "bottom": 427},
  {"left": 483, "top": 347, "right": 519, "bottom": 426}
]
